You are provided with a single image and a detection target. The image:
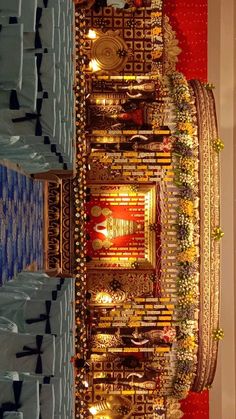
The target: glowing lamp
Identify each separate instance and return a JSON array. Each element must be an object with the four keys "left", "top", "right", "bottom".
[
  {"left": 89, "top": 406, "right": 98, "bottom": 415},
  {"left": 89, "top": 59, "right": 101, "bottom": 72},
  {"left": 87, "top": 29, "right": 97, "bottom": 39},
  {"left": 89, "top": 401, "right": 111, "bottom": 416},
  {"left": 95, "top": 292, "right": 112, "bottom": 304}
]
